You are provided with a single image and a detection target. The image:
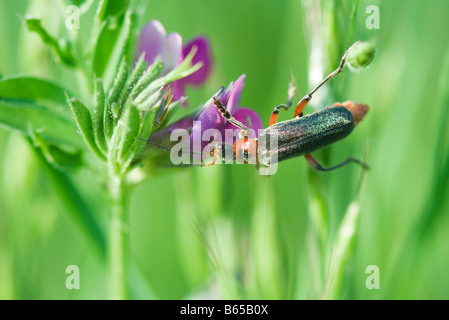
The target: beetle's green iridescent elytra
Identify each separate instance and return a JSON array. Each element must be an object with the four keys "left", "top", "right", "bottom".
[{"left": 259, "top": 106, "right": 354, "bottom": 164}]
